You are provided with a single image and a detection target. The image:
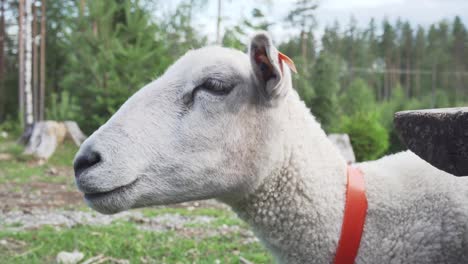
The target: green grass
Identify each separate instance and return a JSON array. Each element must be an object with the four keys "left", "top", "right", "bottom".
[
  {"left": 0, "top": 221, "right": 272, "bottom": 264},
  {"left": 141, "top": 207, "right": 246, "bottom": 228},
  {"left": 0, "top": 141, "right": 77, "bottom": 184},
  {"left": 0, "top": 141, "right": 273, "bottom": 263}
]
